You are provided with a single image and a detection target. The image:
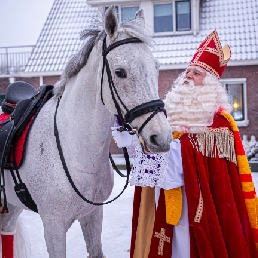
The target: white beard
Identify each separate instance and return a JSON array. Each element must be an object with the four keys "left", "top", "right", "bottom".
[{"left": 164, "top": 72, "right": 232, "bottom": 133}]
